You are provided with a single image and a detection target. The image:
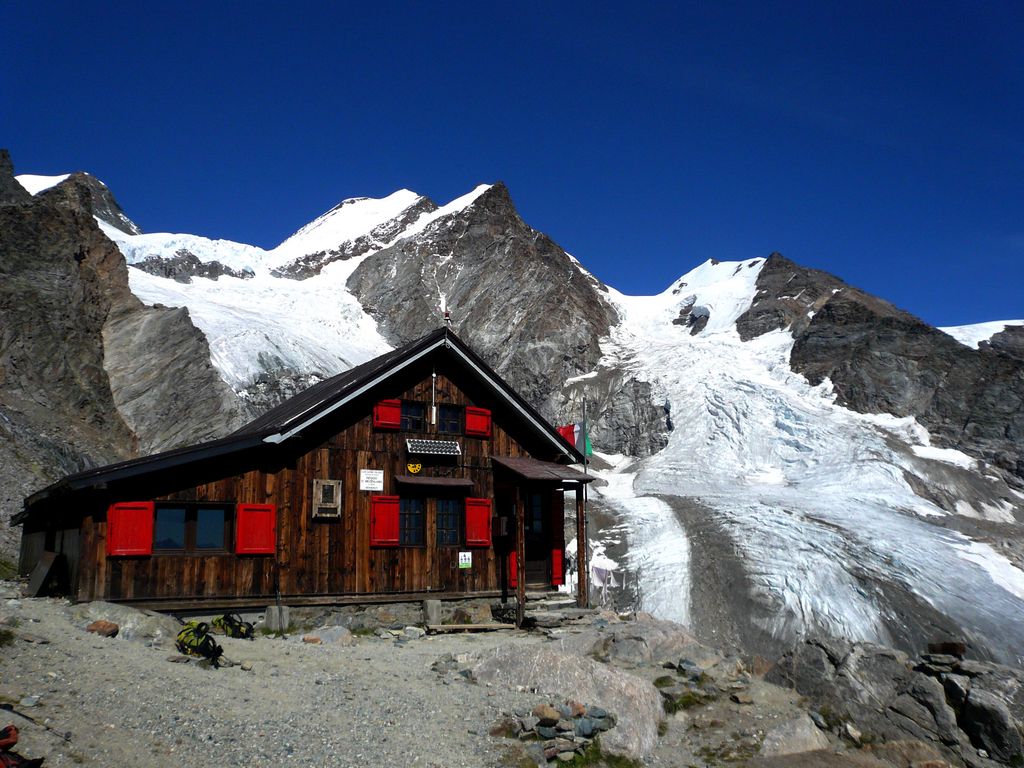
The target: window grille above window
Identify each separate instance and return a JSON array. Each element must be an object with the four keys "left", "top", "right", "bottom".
[{"left": 406, "top": 439, "right": 461, "bottom": 456}]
